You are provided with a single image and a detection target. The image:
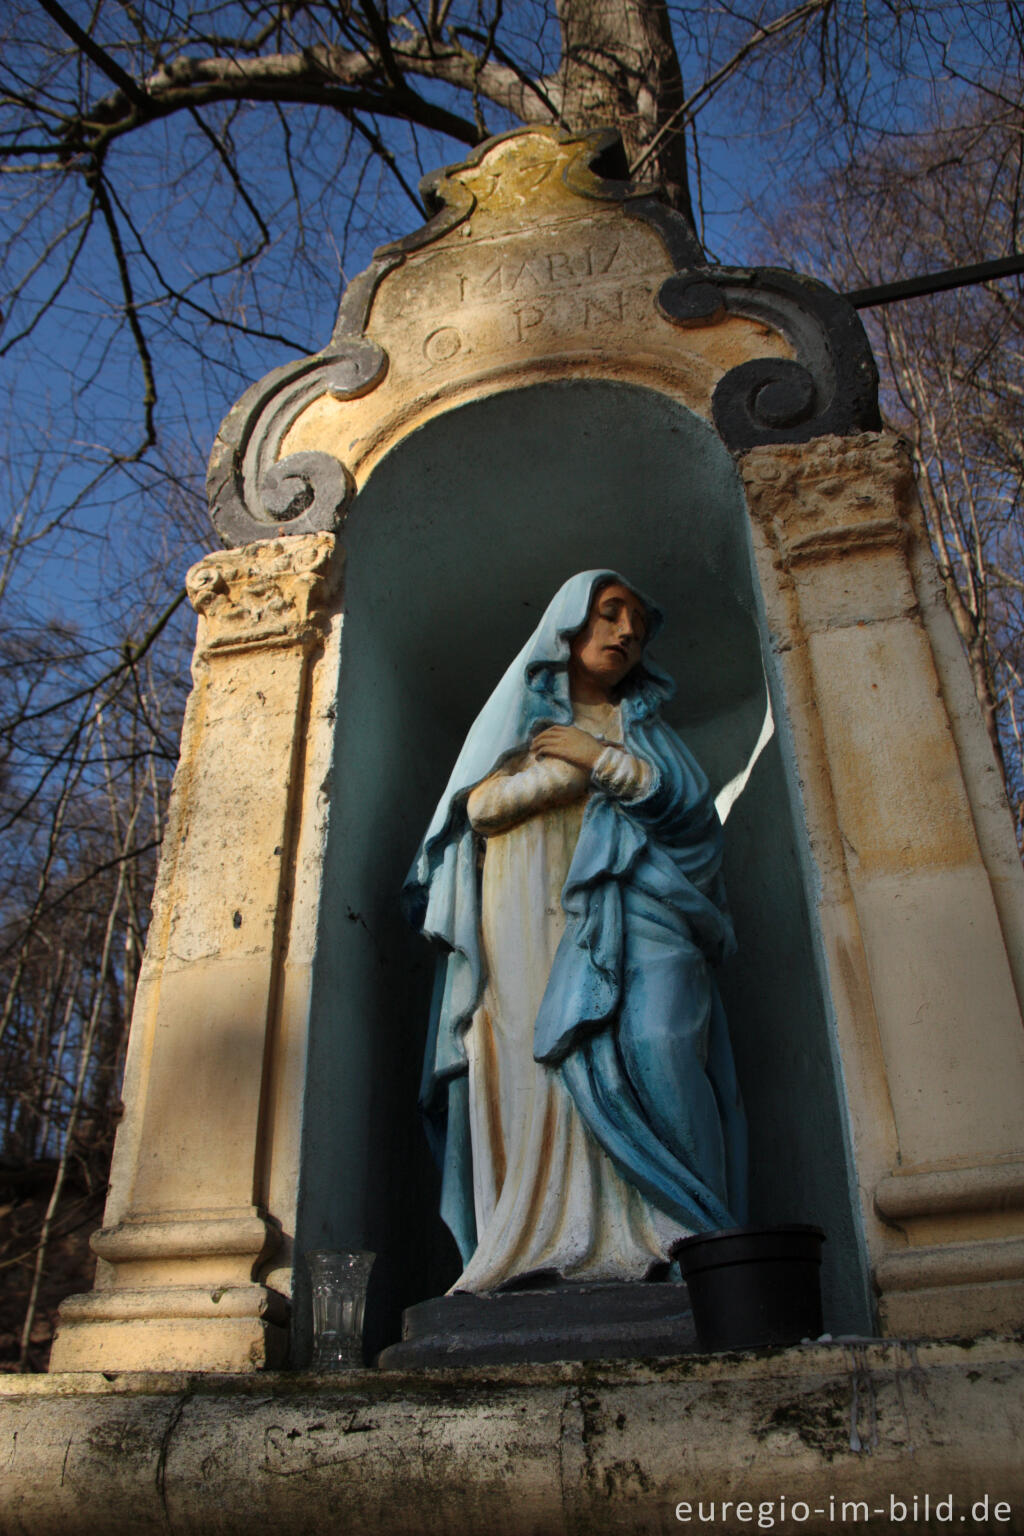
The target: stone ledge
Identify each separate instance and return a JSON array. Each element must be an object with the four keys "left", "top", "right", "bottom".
[
  {"left": 2, "top": 1338, "right": 1022, "bottom": 1534},
  {"left": 875, "top": 1159, "right": 1024, "bottom": 1220}
]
